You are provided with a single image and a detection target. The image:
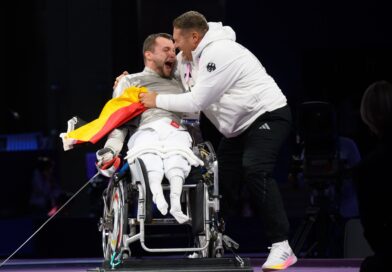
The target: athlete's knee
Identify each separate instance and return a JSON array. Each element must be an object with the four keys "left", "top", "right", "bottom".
[
  {"left": 164, "top": 155, "right": 191, "bottom": 179},
  {"left": 137, "top": 153, "right": 164, "bottom": 173}
]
